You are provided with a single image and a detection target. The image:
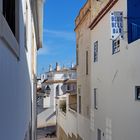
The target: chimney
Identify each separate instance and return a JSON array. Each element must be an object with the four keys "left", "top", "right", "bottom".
[
  {"left": 62, "top": 64, "right": 66, "bottom": 69},
  {"left": 56, "top": 62, "right": 60, "bottom": 71},
  {"left": 71, "top": 62, "right": 74, "bottom": 68},
  {"left": 49, "top": 64, "right": 52, "bottom": 72}
]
